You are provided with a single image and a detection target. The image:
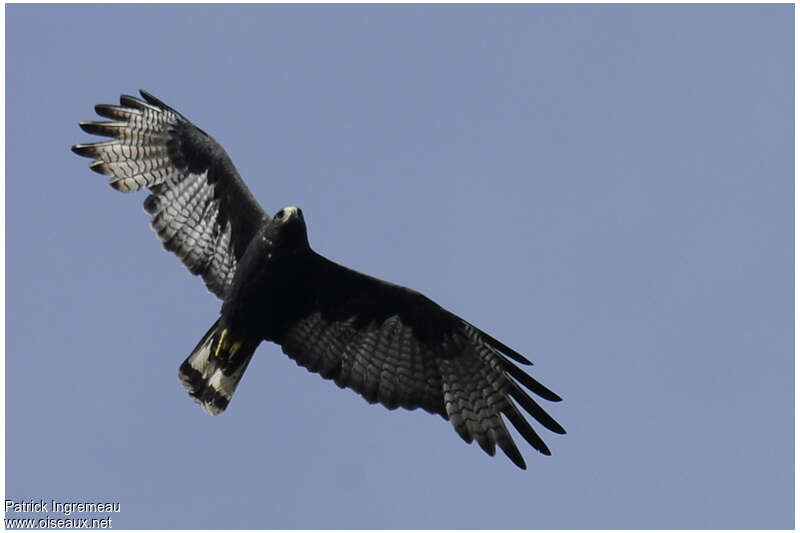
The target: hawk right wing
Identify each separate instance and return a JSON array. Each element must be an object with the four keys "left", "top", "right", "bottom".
[
  {"left": 278, "top": 254, "right": 565, "bottom": 470},
  {"left": 72, "top": 90, "right": 268, "bottom": 299}
]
